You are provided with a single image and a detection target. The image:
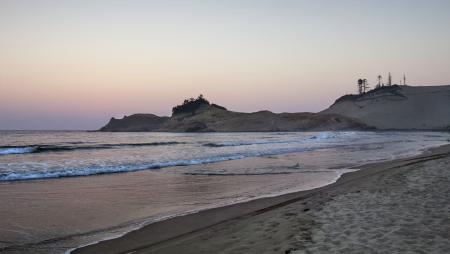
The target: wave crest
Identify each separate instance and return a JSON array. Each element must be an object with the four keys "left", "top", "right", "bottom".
[
  {"left": 0, "top": 154, "right": 246, "bottom": 181},
  {"left": 0, "top": 142, "right": 183, "bottom": 156},
  {"left": 0, "top": 147, "right": 38, "bottom": 155}
]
